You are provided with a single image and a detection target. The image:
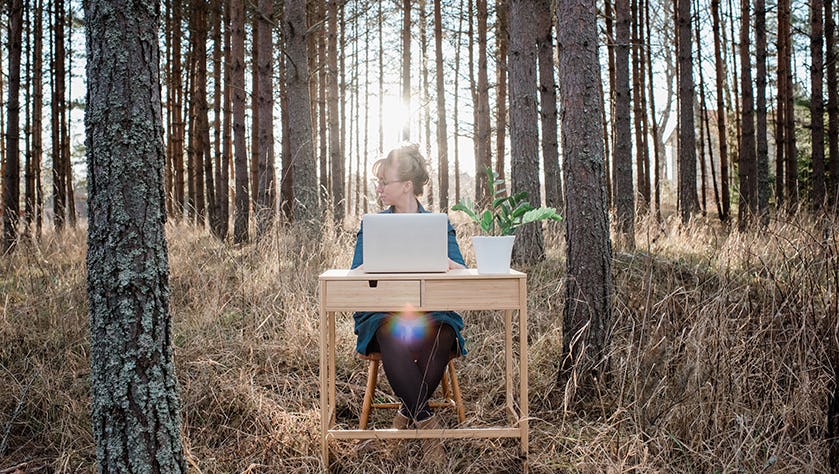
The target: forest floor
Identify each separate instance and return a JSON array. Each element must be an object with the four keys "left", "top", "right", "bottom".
[{"left": 0, "top": 211, "right": 836, "bottom": 473}]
